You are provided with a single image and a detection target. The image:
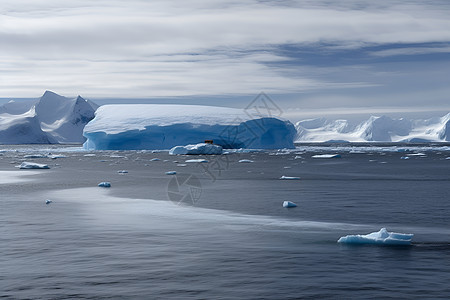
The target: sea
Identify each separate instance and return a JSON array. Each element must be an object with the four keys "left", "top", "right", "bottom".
[{"left": 1, "top": 143, "right": 449, "bottom": 299}]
